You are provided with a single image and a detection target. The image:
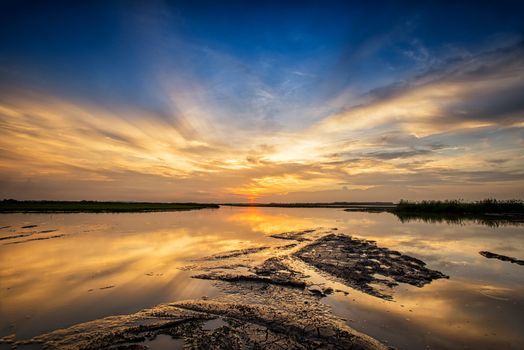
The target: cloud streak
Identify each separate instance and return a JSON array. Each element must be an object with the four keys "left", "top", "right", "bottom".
[{"left": 0, "top": 12, "right": 523, "bottom": 202}]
